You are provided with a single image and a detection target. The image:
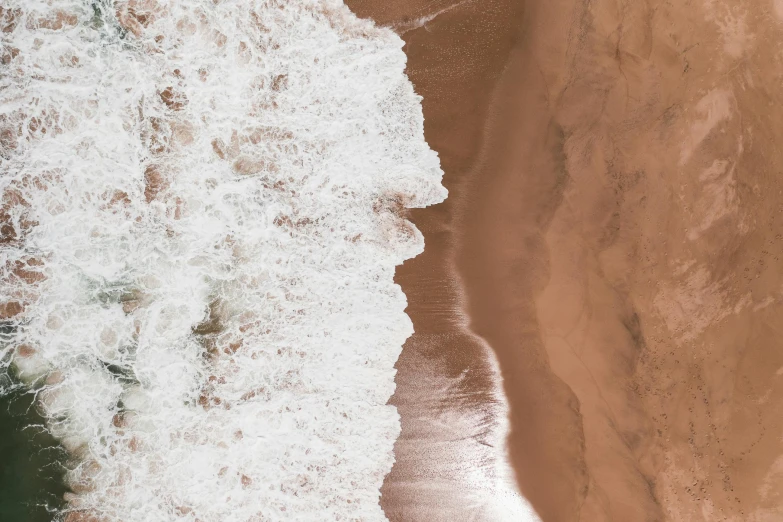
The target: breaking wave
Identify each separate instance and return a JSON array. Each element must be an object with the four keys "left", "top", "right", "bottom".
[{"left": 0, "top": 1, "right": 446, "bottom": 520}]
